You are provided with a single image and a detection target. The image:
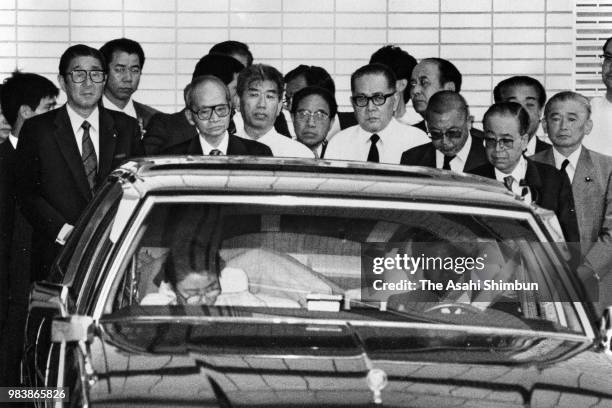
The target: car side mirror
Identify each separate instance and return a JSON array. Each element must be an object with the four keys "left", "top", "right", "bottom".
[
  {"left": 51, "top": 315, "right": 94, "bottom": 343},
  {"left": 599, "top": 306, "right": 612, "bottom": 354},
  {"left": 51, "top": 315, "right": 99, "bottom": 387}
]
